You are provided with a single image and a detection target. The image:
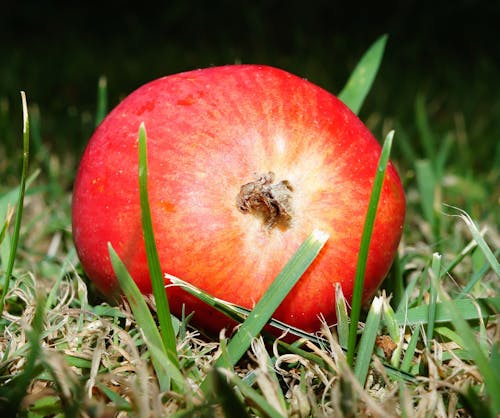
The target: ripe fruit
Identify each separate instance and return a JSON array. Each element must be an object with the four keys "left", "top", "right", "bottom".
[{"left": 72, "top": 65, "right": 405, "bottom": 335}]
